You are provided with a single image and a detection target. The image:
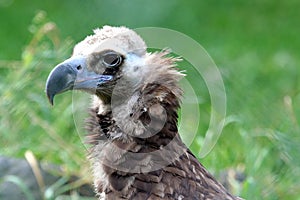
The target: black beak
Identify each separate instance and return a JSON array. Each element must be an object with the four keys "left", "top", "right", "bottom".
[{"left": 45, "top": 56, "right": 112, "bottom": 105}]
